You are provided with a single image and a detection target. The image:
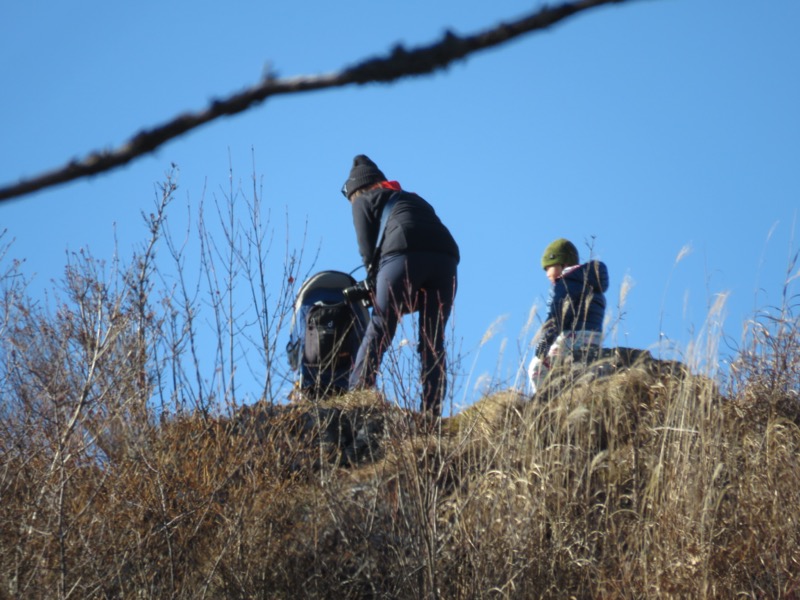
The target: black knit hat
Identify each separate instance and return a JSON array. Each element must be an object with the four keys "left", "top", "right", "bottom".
[{"left": 341, "top": 155, "right": 386, "bottom": 198}]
